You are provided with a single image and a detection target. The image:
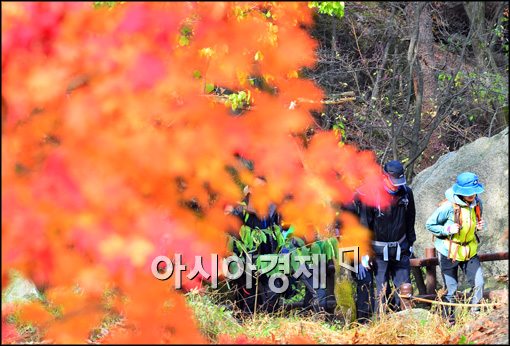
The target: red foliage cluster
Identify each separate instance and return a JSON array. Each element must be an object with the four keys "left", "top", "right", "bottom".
[{"left": 2, "top": 2, "right": 388, "bottom": 343}]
